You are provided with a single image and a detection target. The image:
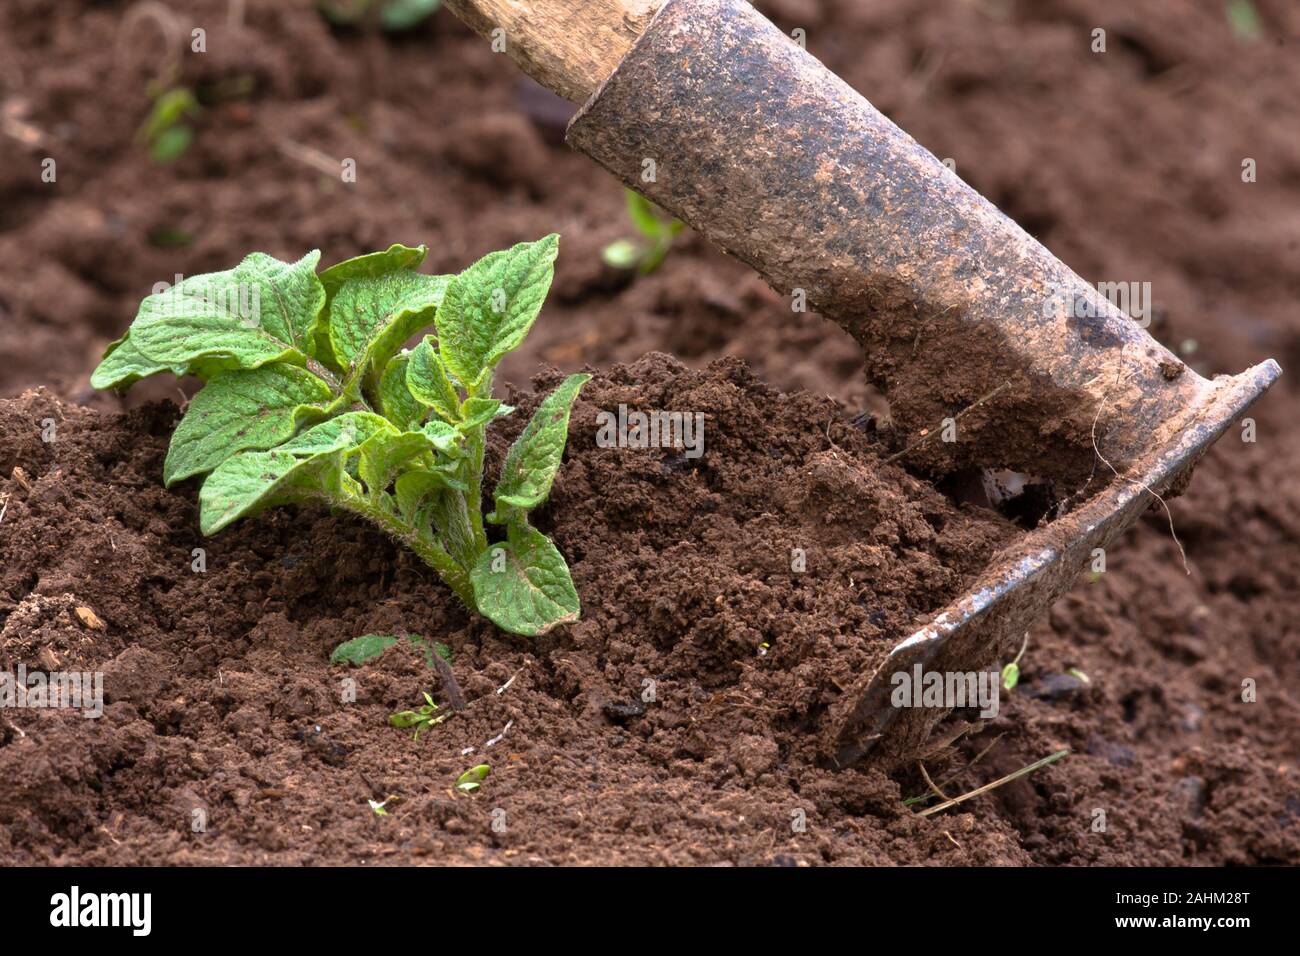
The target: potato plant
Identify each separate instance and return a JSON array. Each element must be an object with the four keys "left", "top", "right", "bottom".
[{"left": 92, "top": 236, "right": 589, "bottom": 636}]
